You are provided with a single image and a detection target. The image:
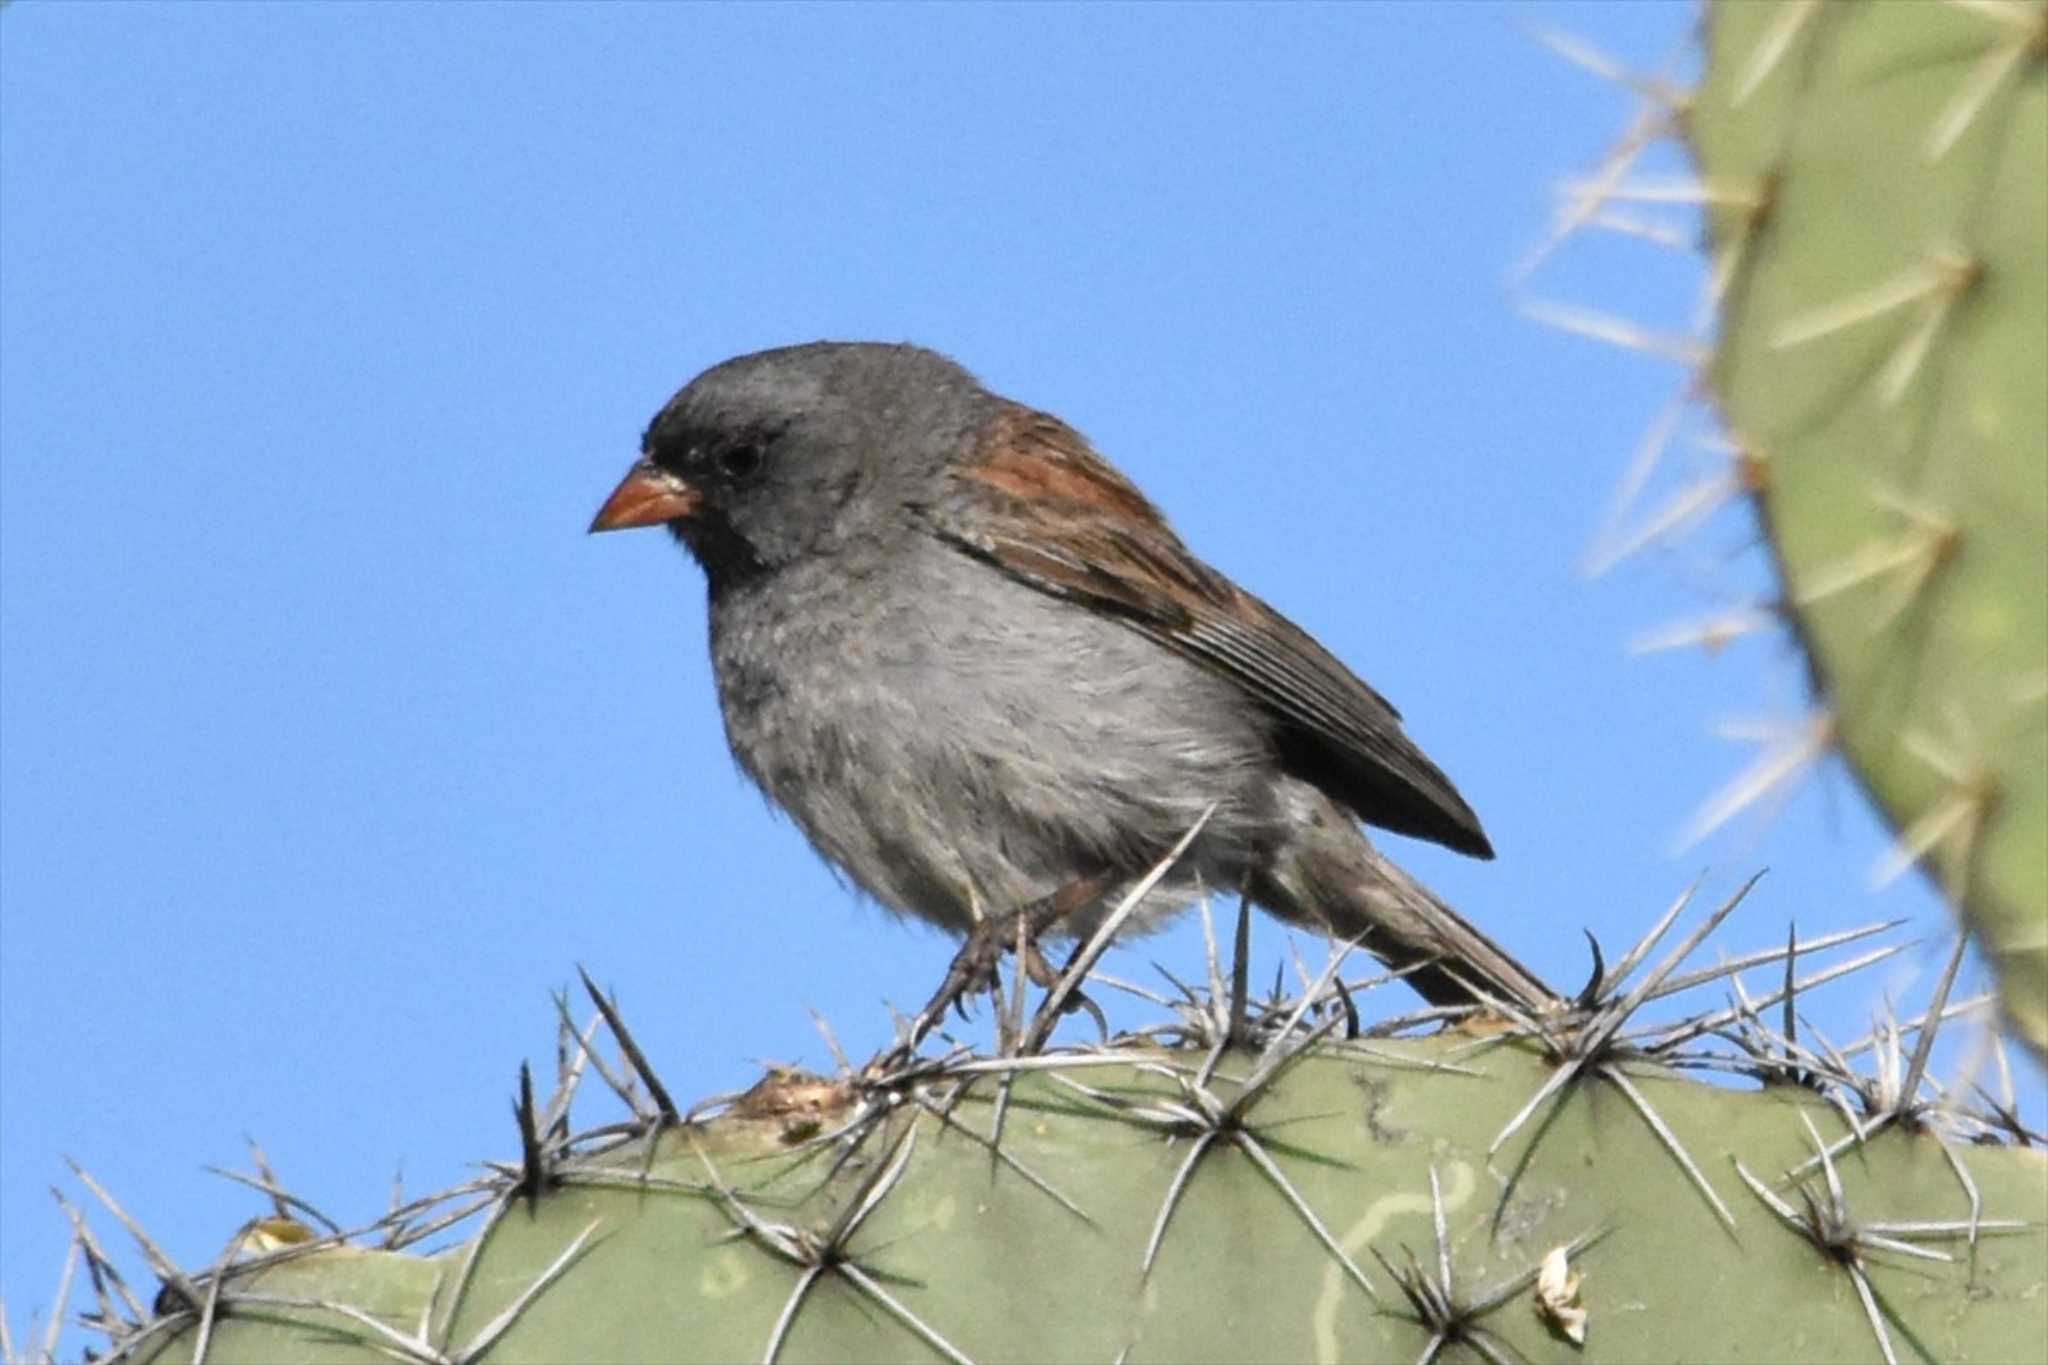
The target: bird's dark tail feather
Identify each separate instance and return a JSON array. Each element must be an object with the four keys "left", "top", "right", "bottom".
[
  {"left": 1339, "top": 852, "right": 1558, "bottom": 1014},
  {"left": 1255, "top": 829, "right": 1559, "bottom": 1016}
]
